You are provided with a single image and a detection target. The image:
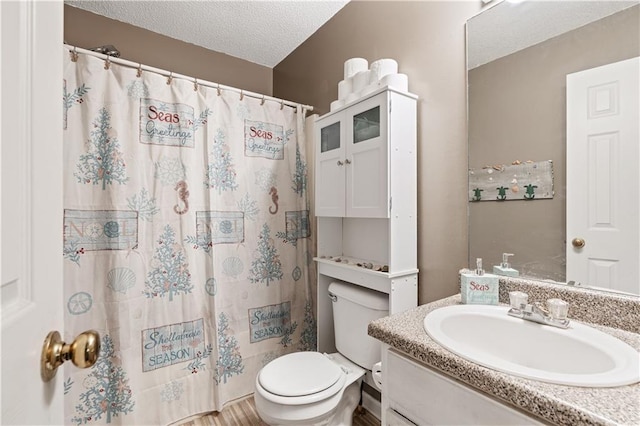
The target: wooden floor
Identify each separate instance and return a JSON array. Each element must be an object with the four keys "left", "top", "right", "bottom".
[{"left": 179, "top": 395, "right": 380, "bottom": 426}]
